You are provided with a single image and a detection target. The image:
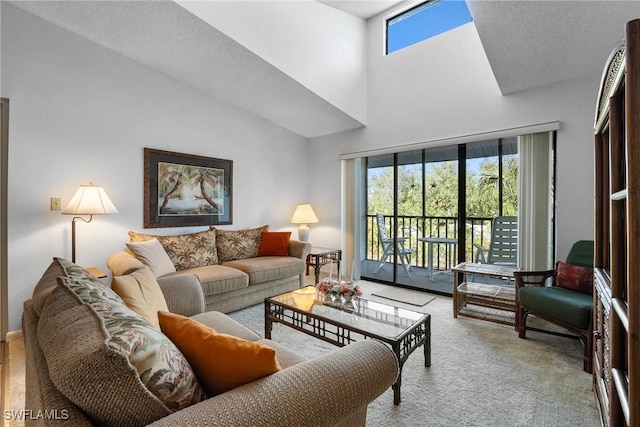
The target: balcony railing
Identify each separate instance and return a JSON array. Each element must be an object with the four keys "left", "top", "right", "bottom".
[{"left": 366, "top": 214, "right": 494, "bottom": 272}]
